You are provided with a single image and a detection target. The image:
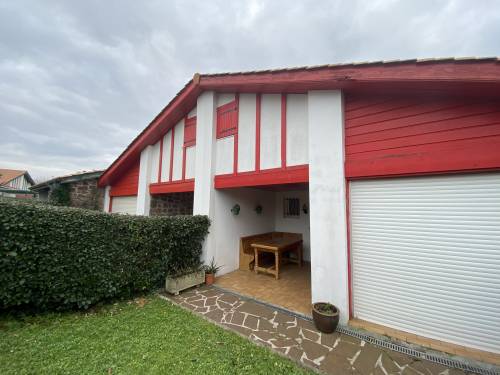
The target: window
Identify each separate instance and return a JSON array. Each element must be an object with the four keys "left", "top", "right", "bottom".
[
  {"left": 283, "top": 197, "right": 300, "bottom": 218},
  {"left": 216, "top": 100, "right": 238, "bottom": 138},
  {"left": 184, "top": 116, "right": 196, "bottom": 147}
]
